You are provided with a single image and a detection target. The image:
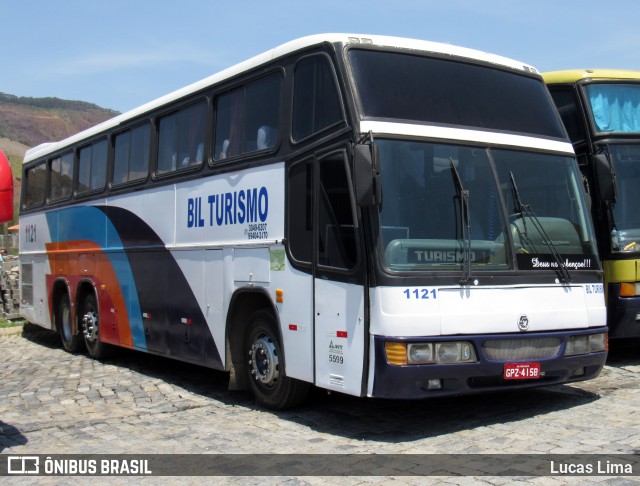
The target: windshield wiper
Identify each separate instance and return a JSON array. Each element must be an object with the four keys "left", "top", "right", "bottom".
[
  {"left": 509, "top": 171, "right": 532, "bottom": 249},
  {"left": 450, "top": 158, "right": 472, "bottom": 285},
  {"left": 509, "top": 171, "right": 572, "bottom": 283}
]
